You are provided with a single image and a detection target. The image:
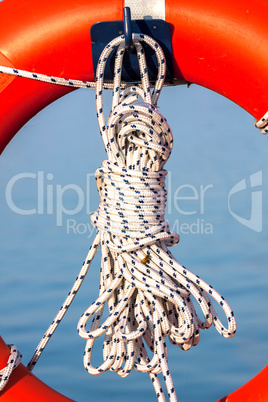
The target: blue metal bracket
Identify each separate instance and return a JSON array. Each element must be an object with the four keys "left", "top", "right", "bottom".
[{"left": 90, "top": 8, "right": 174, "bottom": 83}]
